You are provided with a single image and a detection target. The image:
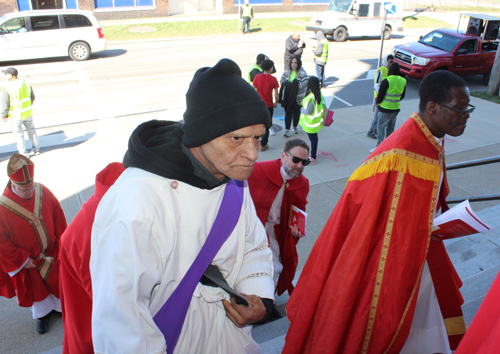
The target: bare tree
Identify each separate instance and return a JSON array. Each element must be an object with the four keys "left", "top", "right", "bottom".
[{"left": 487, "top": 46, "right": 500, "bottom": 96}]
